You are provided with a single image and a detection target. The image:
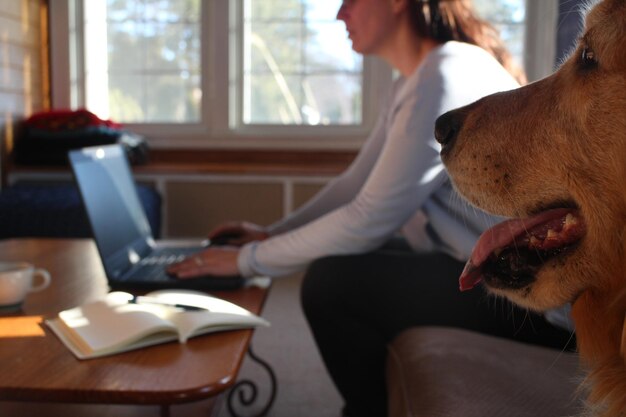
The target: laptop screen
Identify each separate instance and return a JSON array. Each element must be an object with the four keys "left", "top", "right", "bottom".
[{"left": 69, "top": 145, "right": 153, "bottom": 278}]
